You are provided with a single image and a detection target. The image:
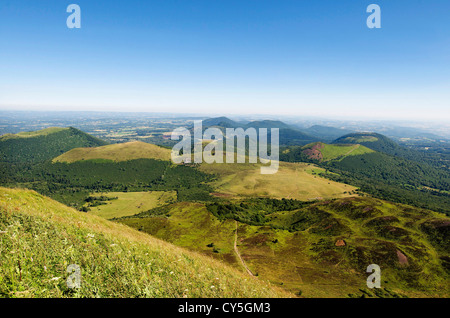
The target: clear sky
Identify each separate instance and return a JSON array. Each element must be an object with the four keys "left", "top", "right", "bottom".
[{"left": 1, "top": 0, "right": 449, "bottom": 121}]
